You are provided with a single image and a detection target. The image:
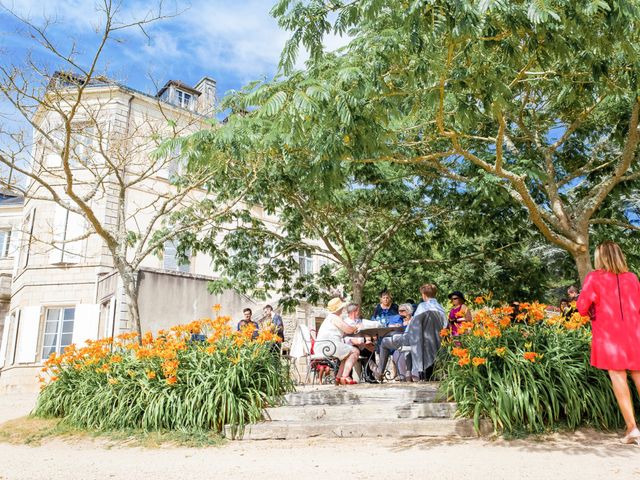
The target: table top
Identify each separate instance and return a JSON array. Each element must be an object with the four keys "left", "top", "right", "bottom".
[{"left": 346, "top": 325, "right": 403, "bottom": 337}]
